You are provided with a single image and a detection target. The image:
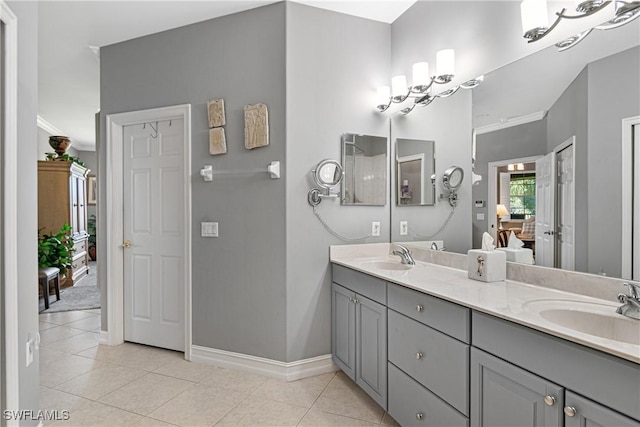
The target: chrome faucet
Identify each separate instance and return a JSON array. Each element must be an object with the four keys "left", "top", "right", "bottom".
[
  {"left": 616, "top": 282, "right": 640, "bottom": 320},
  {"left": 391, "top": 244, "right": 415, "bottom": 266}
]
